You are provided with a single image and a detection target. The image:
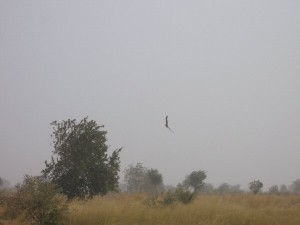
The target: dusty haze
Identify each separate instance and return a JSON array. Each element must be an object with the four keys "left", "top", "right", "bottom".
[{"left": 1, "top": 0, "right": 300, "bottom": 190}]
